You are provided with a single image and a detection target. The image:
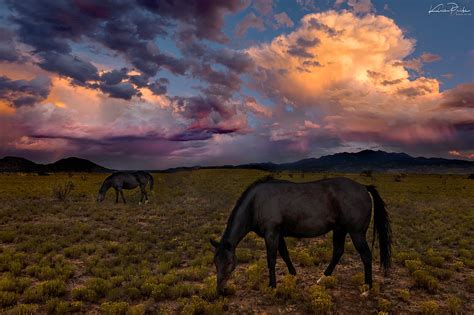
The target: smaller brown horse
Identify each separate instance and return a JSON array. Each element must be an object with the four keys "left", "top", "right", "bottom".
[{"left": 97, "top": 171, "right": 154, "bottom": 204}]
